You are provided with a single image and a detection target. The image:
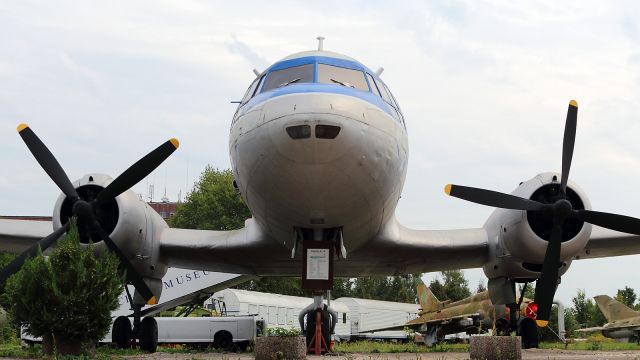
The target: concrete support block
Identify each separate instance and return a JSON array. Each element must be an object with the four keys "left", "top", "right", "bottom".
[
  {"left": 254, "top": 336, "right": 306, "bottom": 360},
  {"left": 470, "top": 335, "right": 521, "bottom": 360}
]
